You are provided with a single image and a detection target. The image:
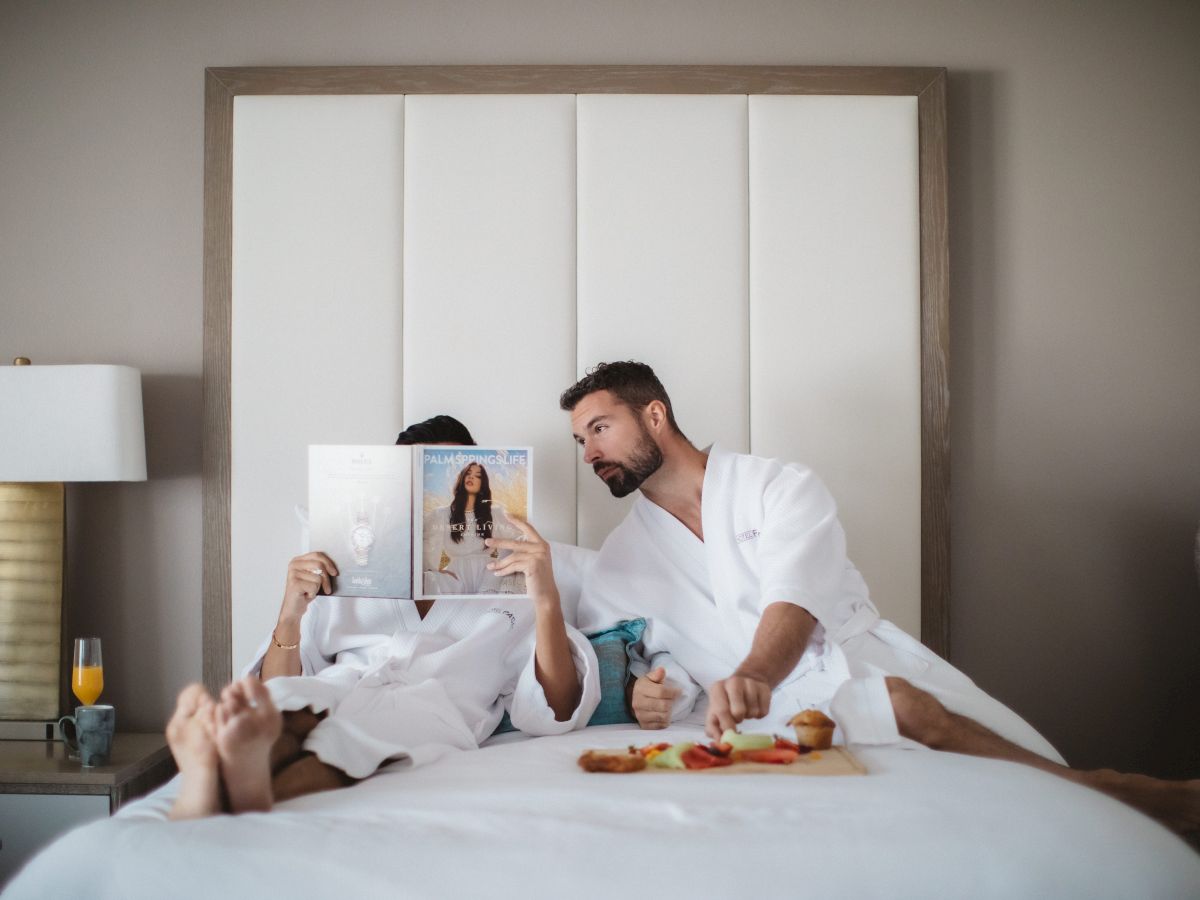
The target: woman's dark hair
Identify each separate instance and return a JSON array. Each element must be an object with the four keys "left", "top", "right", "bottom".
[
  {"left": 448, "top": 463, "right": 493, "bottom": 544},
  {"left": 396, "top": 415, "right": 475, "bottom": 446},
  {"left": 559, "top": 361, "right": 684, "bottom": 438}
]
